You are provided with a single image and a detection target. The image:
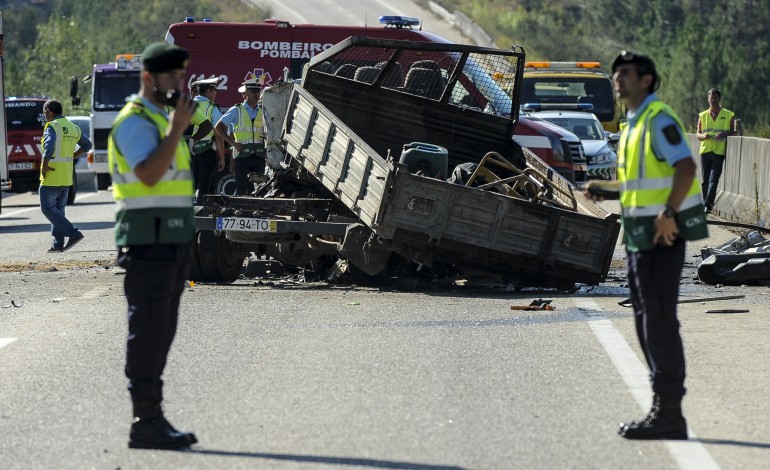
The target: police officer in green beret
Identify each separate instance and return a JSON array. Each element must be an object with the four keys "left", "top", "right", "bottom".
[
  {"left": 108, "top": 42, "right": 198, "bottom": 450},
  {"left": 587, "top": 51, "right": 708, "bottom": 440}
]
